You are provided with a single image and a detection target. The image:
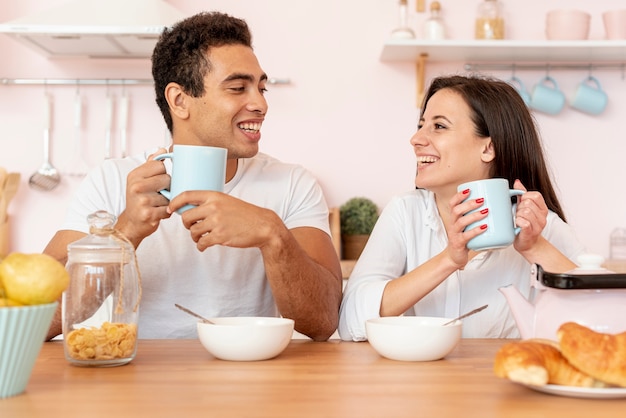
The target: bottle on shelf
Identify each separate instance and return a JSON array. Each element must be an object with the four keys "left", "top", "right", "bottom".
[
  {"left": 610, "top": 228, "right": 626, "bottom": 260},
  {"left": 423, "top": 1, "right": 446, "bottom": 40},
  {"left": 391, "top": 0, "right": 415, "bottom": 39},
  {"left": 475, "top": 0, "right": 504, "bottom": 40}
]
